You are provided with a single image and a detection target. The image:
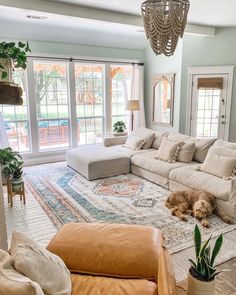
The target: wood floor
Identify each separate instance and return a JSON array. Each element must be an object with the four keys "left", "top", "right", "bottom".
[{"left": 177, "top": 258, "right": 236, "bottom": 295}]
